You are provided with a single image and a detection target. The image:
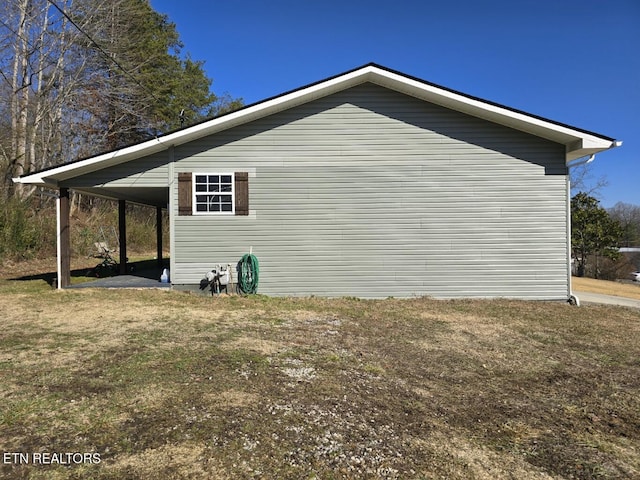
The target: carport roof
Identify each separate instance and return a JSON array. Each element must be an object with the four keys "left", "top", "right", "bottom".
[{"left": 14, "top": 62, "right": 621, "bottom": 204}]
